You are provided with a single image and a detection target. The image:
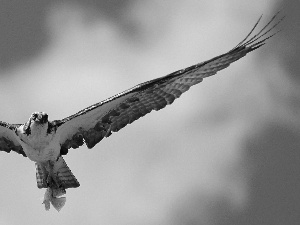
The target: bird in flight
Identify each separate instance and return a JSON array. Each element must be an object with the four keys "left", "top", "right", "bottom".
[{"left": 0, "top": 13, "right": 283, "bottom": 211}]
